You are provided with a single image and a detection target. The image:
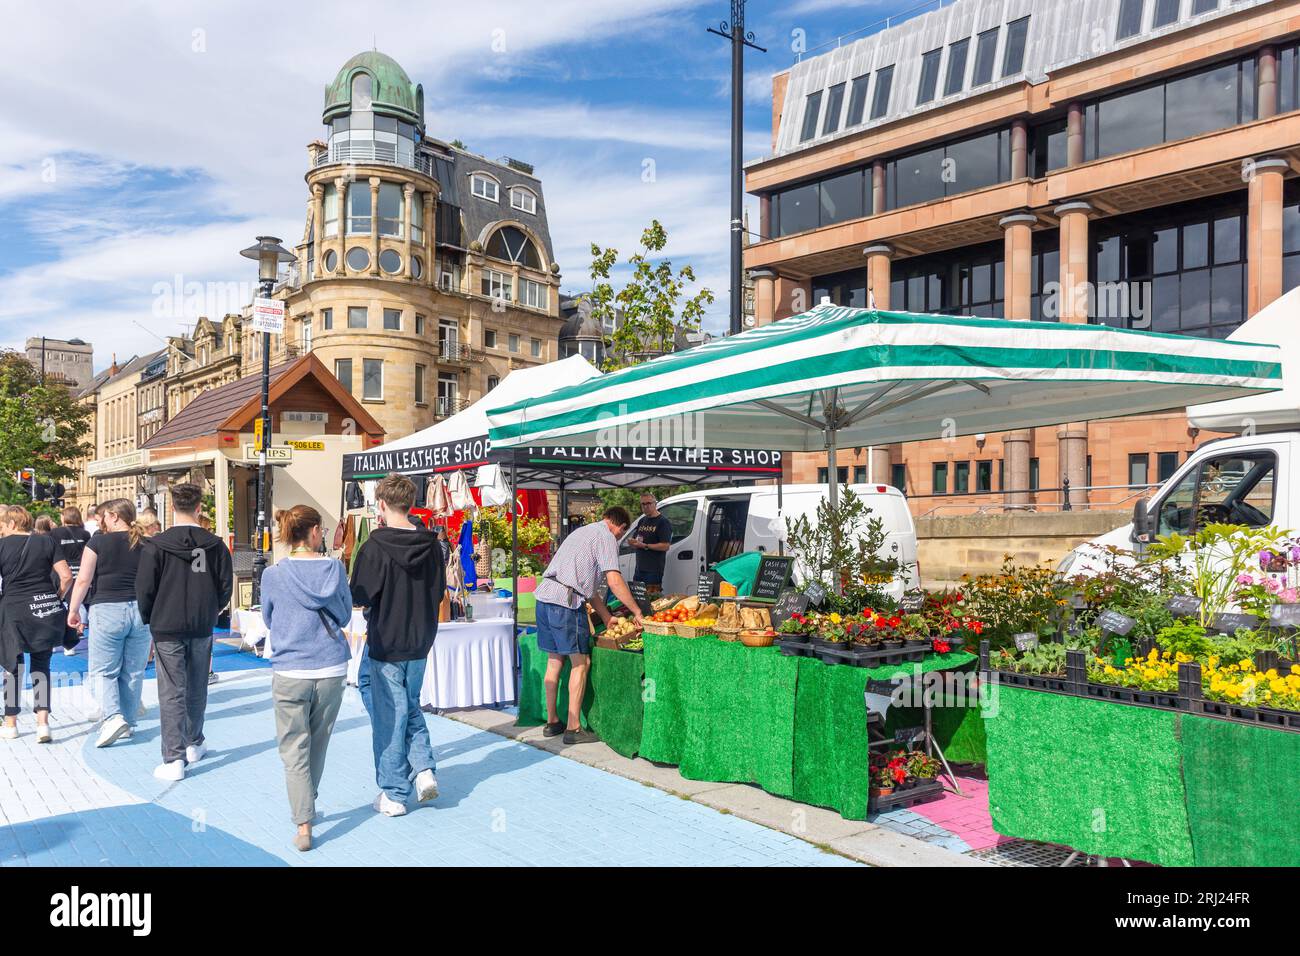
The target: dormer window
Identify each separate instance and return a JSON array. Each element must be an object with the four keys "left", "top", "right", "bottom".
[
  {"left": 471, "top": 174, "right": 499, "bottom": 202},
  {"left": 511, "top": 187, "right": 537, "bottom": 214}
]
